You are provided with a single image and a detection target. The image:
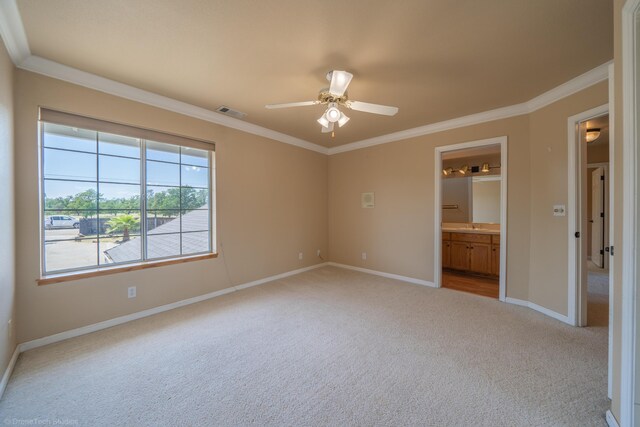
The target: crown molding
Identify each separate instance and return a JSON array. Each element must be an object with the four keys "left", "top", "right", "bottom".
[
  {"left": 0, "top": 0, "right": 611, "bottom": 157},
  {"left": 524, "top": 61, "right": 610, "bottom": 111},
  {"left": 328, "top": 103, "right": 530, "bottom": 155},
  {"left": 18, "top": 56, "right": 329, "bottom": 155},
  {"left": 0, "top": 0, "right": 30, "bottom": 64},
  {"left": 328, "top": 60, "right": 612, "bottom": 155}
]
